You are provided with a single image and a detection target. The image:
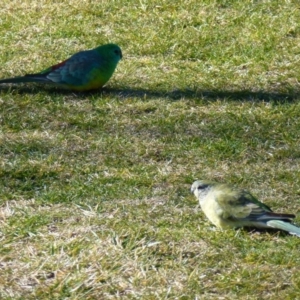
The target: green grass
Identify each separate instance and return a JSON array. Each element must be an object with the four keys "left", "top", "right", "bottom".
[{"left": 1, "top": 0, "right": 300, "bottom": 299}]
